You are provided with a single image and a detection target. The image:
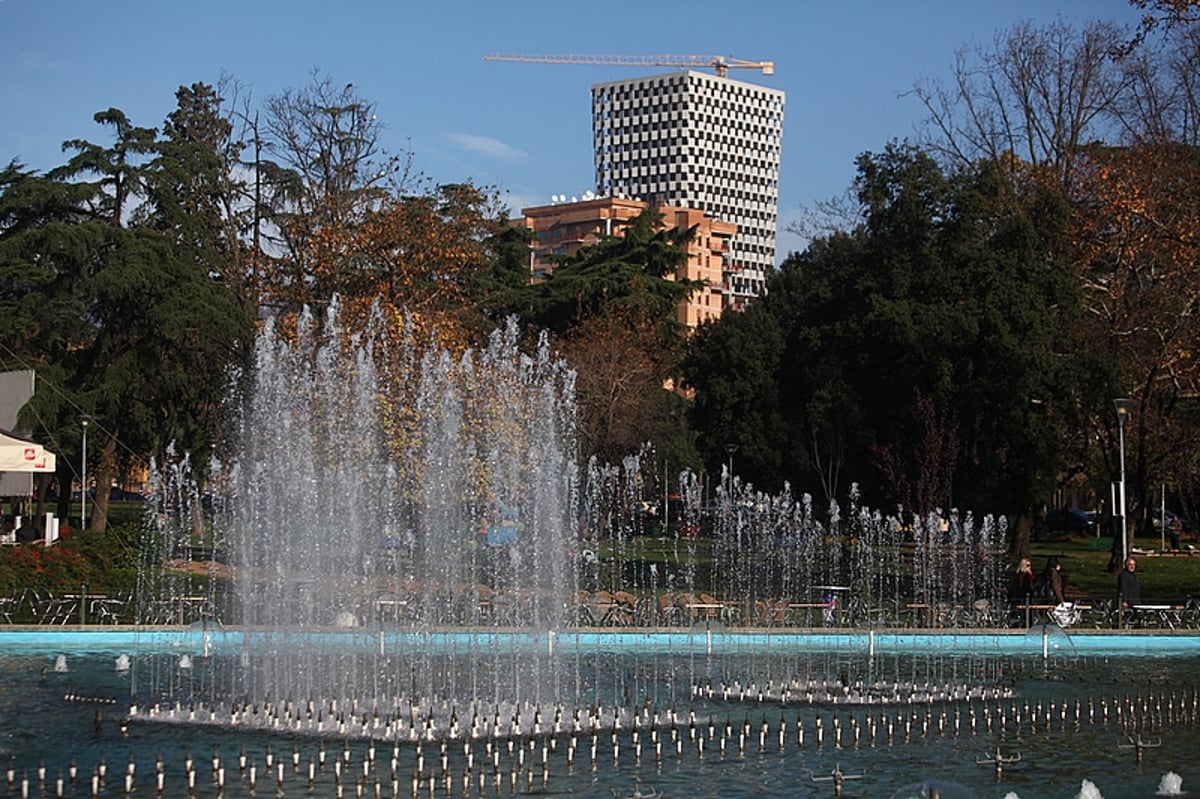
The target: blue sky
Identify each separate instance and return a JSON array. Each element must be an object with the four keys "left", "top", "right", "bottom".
[{"left": 1, "top": 0, "right": 1146, "bottom": 260}]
